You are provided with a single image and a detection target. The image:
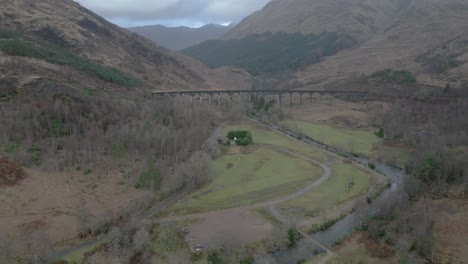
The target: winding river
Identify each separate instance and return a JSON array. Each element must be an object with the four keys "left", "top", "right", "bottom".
[{"left": 254, "top": 119, "right": 408, "bottom": 263}]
